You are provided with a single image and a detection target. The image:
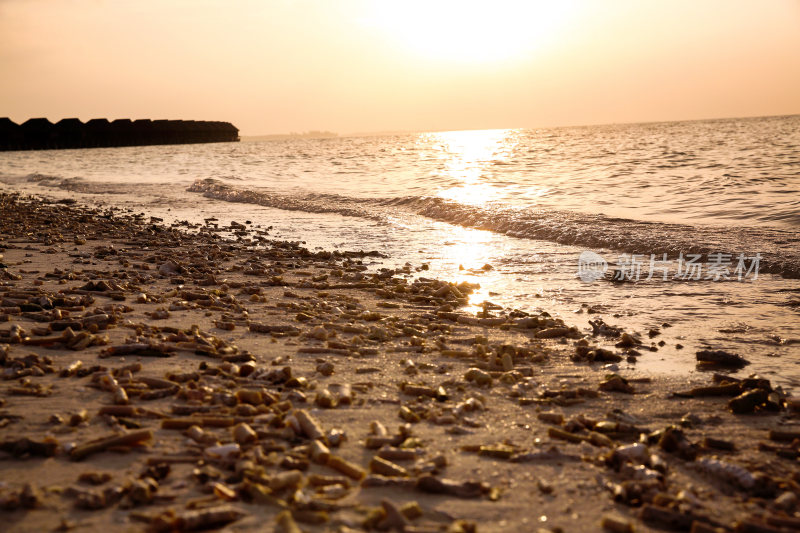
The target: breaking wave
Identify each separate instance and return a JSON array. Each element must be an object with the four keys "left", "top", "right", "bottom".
[{"left": 188, "top": 178, "right": 800, "bottom": 279}]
